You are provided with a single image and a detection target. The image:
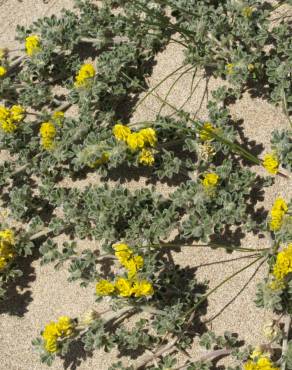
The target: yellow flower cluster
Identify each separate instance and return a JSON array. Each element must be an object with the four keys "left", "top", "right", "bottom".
[
  {"left": 42, "top": 316, "right": 74, "bottom": 353},
  {"left": 0, "top": 229, "right": 15, "bottom": 271},
  {"left": 199, "top": 122, "right": 216, "bottom": 141},
  {"left": 113, "top": 124, "right": 157, "bottom": 165},
  {"left": 0, "top": 66, "right": 7, "bottom": 77},
  {"left": 268, "top": 198, "right": 288, "bottom": 232},
  {"left": 244, "top": 350, "right": 279, "bottom": 370},
  {"left": 272, "top": 243, "right": 292, "bottom": 283},
  {"left": 242, "top": 7, "right": 254, "bottom": 18},
  {"left": 0, "top": 105, "right": 26, "bottom": 133},
  {"left": 96, "top": 243, "right": 154, "bottom": 298},
  {"left": 52, "top": 111, "right": 65, "bottom": 126},
  {"left": 25, "top": 35, "right": 41, "bottom": 57},
  {"left": 263, "top": 153, "right": 279, "bottom": 175},
  {"left": 88, "top": 152, "right": 110, "bottom": 168},
  {"left": 0, "top": 49, "right": 7, "bottom": 77},
  {"left": 40, "top": 121, "right": 56, "bottom": 150},
  {"left": 139, "top": 148, "right": 155, "bottom": 166},
  {"left": 226, "top": 63, "right": 235, "bottom": 75},
  {"left": 202, "top": 173, "right": 219, "bottom": 188},
  {"left": 74, "top": 64, "right": 96, "bottom": 88}
]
